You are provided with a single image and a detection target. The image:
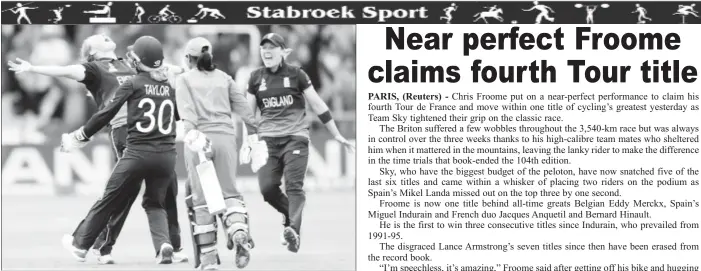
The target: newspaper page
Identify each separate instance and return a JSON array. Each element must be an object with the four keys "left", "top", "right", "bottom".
[{"left": 0, "top": 1, "right": 699, "bottom": 271}]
